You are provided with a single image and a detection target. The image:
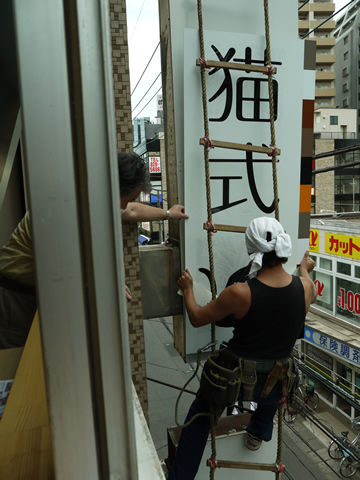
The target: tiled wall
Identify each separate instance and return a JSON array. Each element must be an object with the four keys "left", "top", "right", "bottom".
[{"left": 109, "top": 0, "right": 148, "bottom": 418}]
